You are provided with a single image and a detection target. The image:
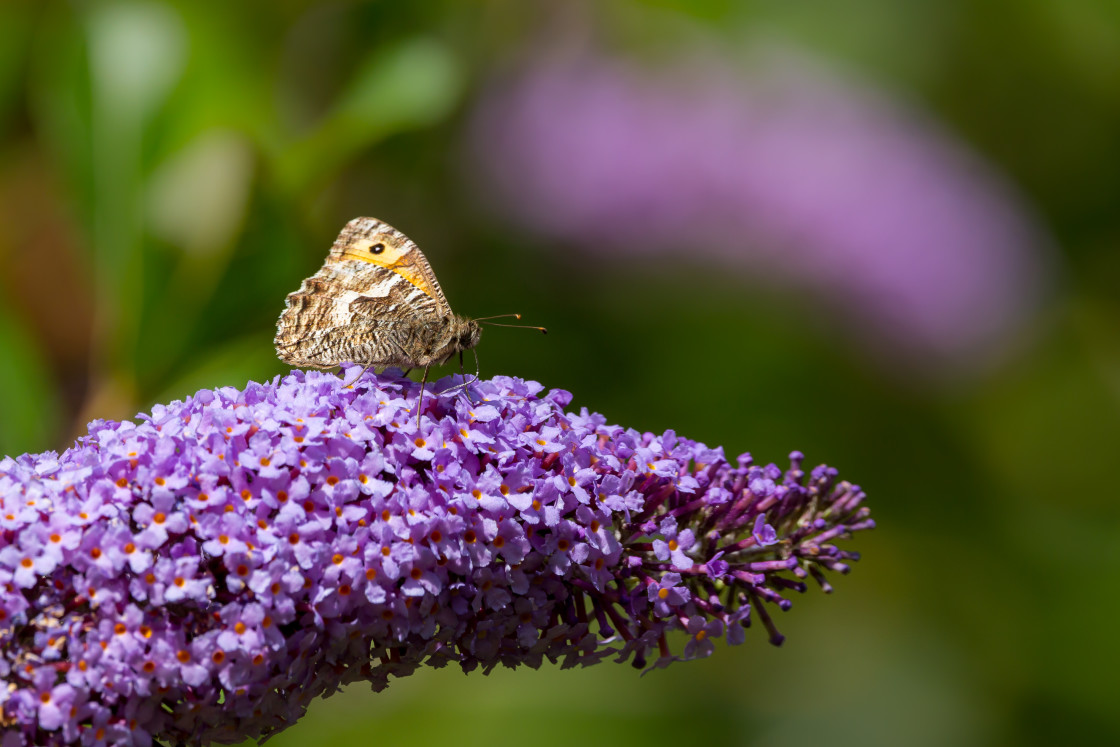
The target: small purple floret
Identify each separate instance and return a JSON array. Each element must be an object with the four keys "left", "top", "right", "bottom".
[{"left": 0, "top": 368, "right": 873, "bottom": 745}]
